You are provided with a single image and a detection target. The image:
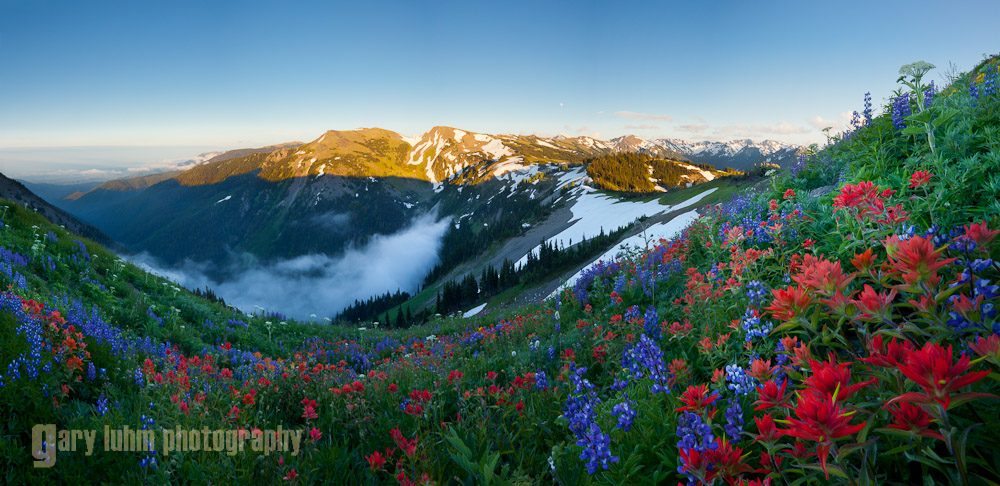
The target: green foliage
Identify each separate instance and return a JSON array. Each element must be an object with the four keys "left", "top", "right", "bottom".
[{"left": 585, "top": 152, "right": 718, "bottom": 193}]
